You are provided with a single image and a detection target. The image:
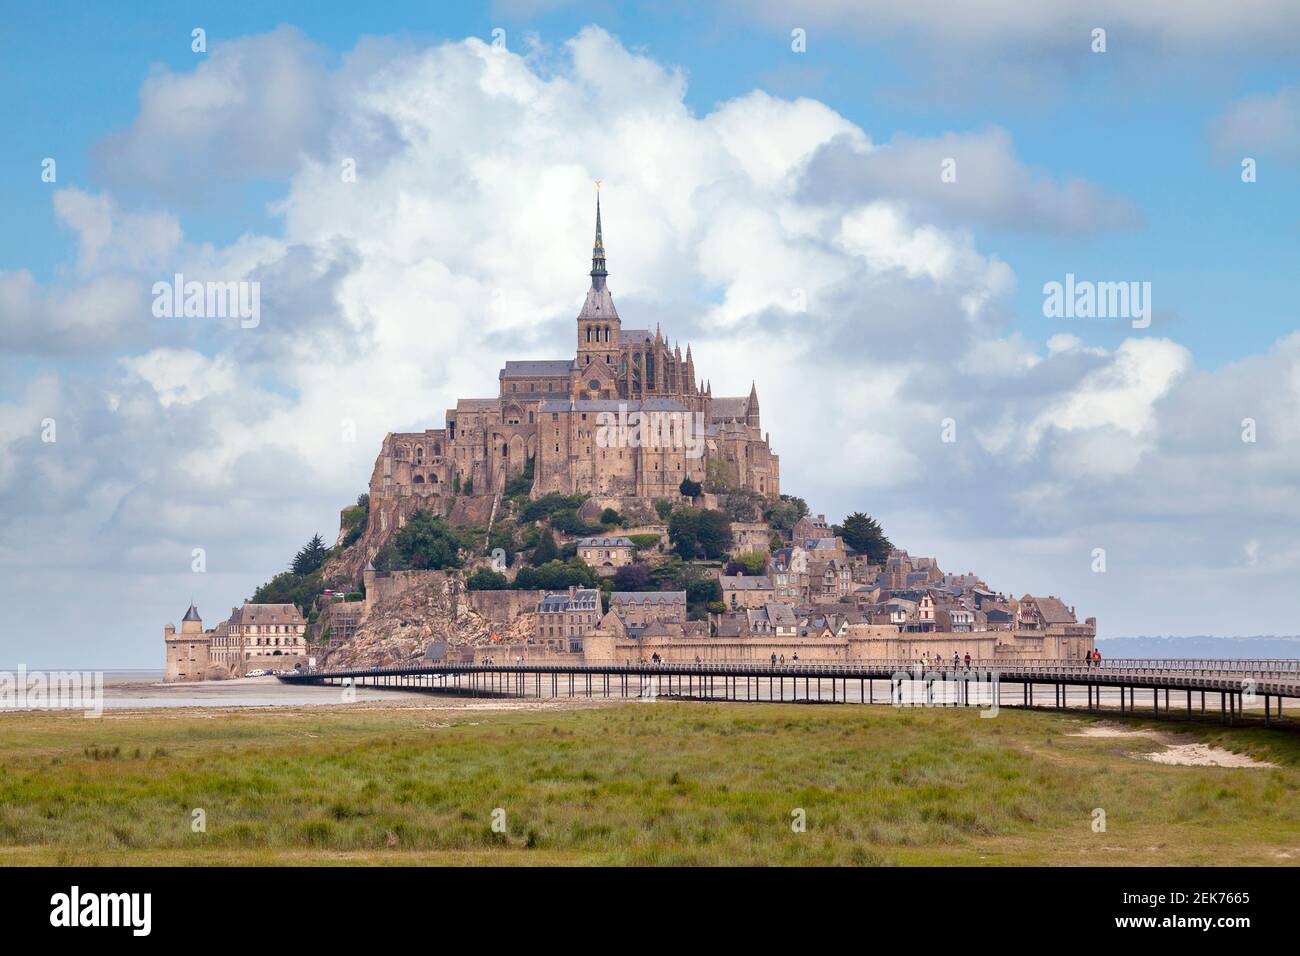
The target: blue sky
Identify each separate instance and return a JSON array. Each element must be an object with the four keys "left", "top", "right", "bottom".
[
  {"left": 2, "top": 1, "right": 1299, "bottom": 666},
  {"left": 4, "top": 1, "right": 1296, "bottom": 364}
]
